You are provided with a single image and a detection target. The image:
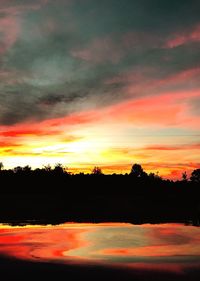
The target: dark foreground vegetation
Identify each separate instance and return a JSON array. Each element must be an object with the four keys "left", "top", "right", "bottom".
[{"left": 0, "top": 163, "right": 200, "bottom": 225}]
